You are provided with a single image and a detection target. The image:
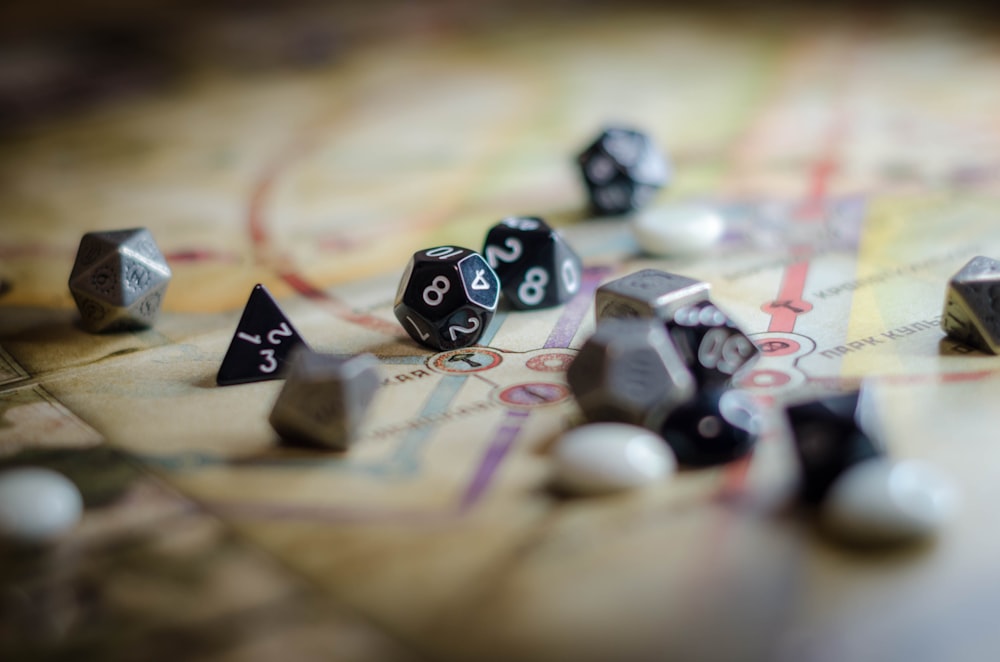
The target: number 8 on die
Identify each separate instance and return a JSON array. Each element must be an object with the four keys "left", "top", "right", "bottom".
[
  {"left": 394, "top": 246, "right": 500, "bottom": 351},
  {"left": 482, "top": 216, "right": 583, "bottom": 310}
]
